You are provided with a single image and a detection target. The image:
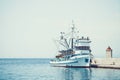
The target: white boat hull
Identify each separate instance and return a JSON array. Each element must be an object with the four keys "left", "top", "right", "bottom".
[{"left": 50, "top": 55, "right": 90, "bottom": 68}]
